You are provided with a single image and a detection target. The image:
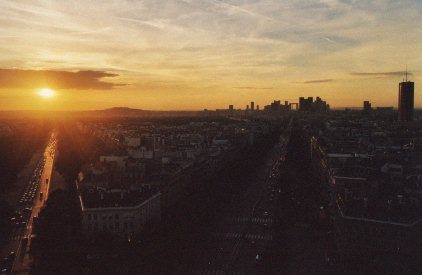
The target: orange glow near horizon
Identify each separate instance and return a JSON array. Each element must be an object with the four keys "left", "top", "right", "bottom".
[{"left": 0, "top": 1, "right": 420, "bottom": 111}]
